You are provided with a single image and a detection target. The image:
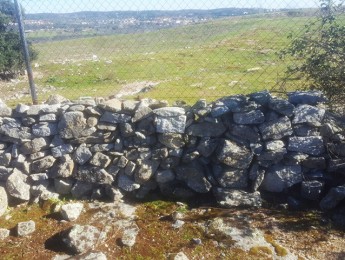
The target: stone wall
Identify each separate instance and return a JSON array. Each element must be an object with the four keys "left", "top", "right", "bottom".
[{"left": 1, "top": 91, "right": 345, "bottom": 215}]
